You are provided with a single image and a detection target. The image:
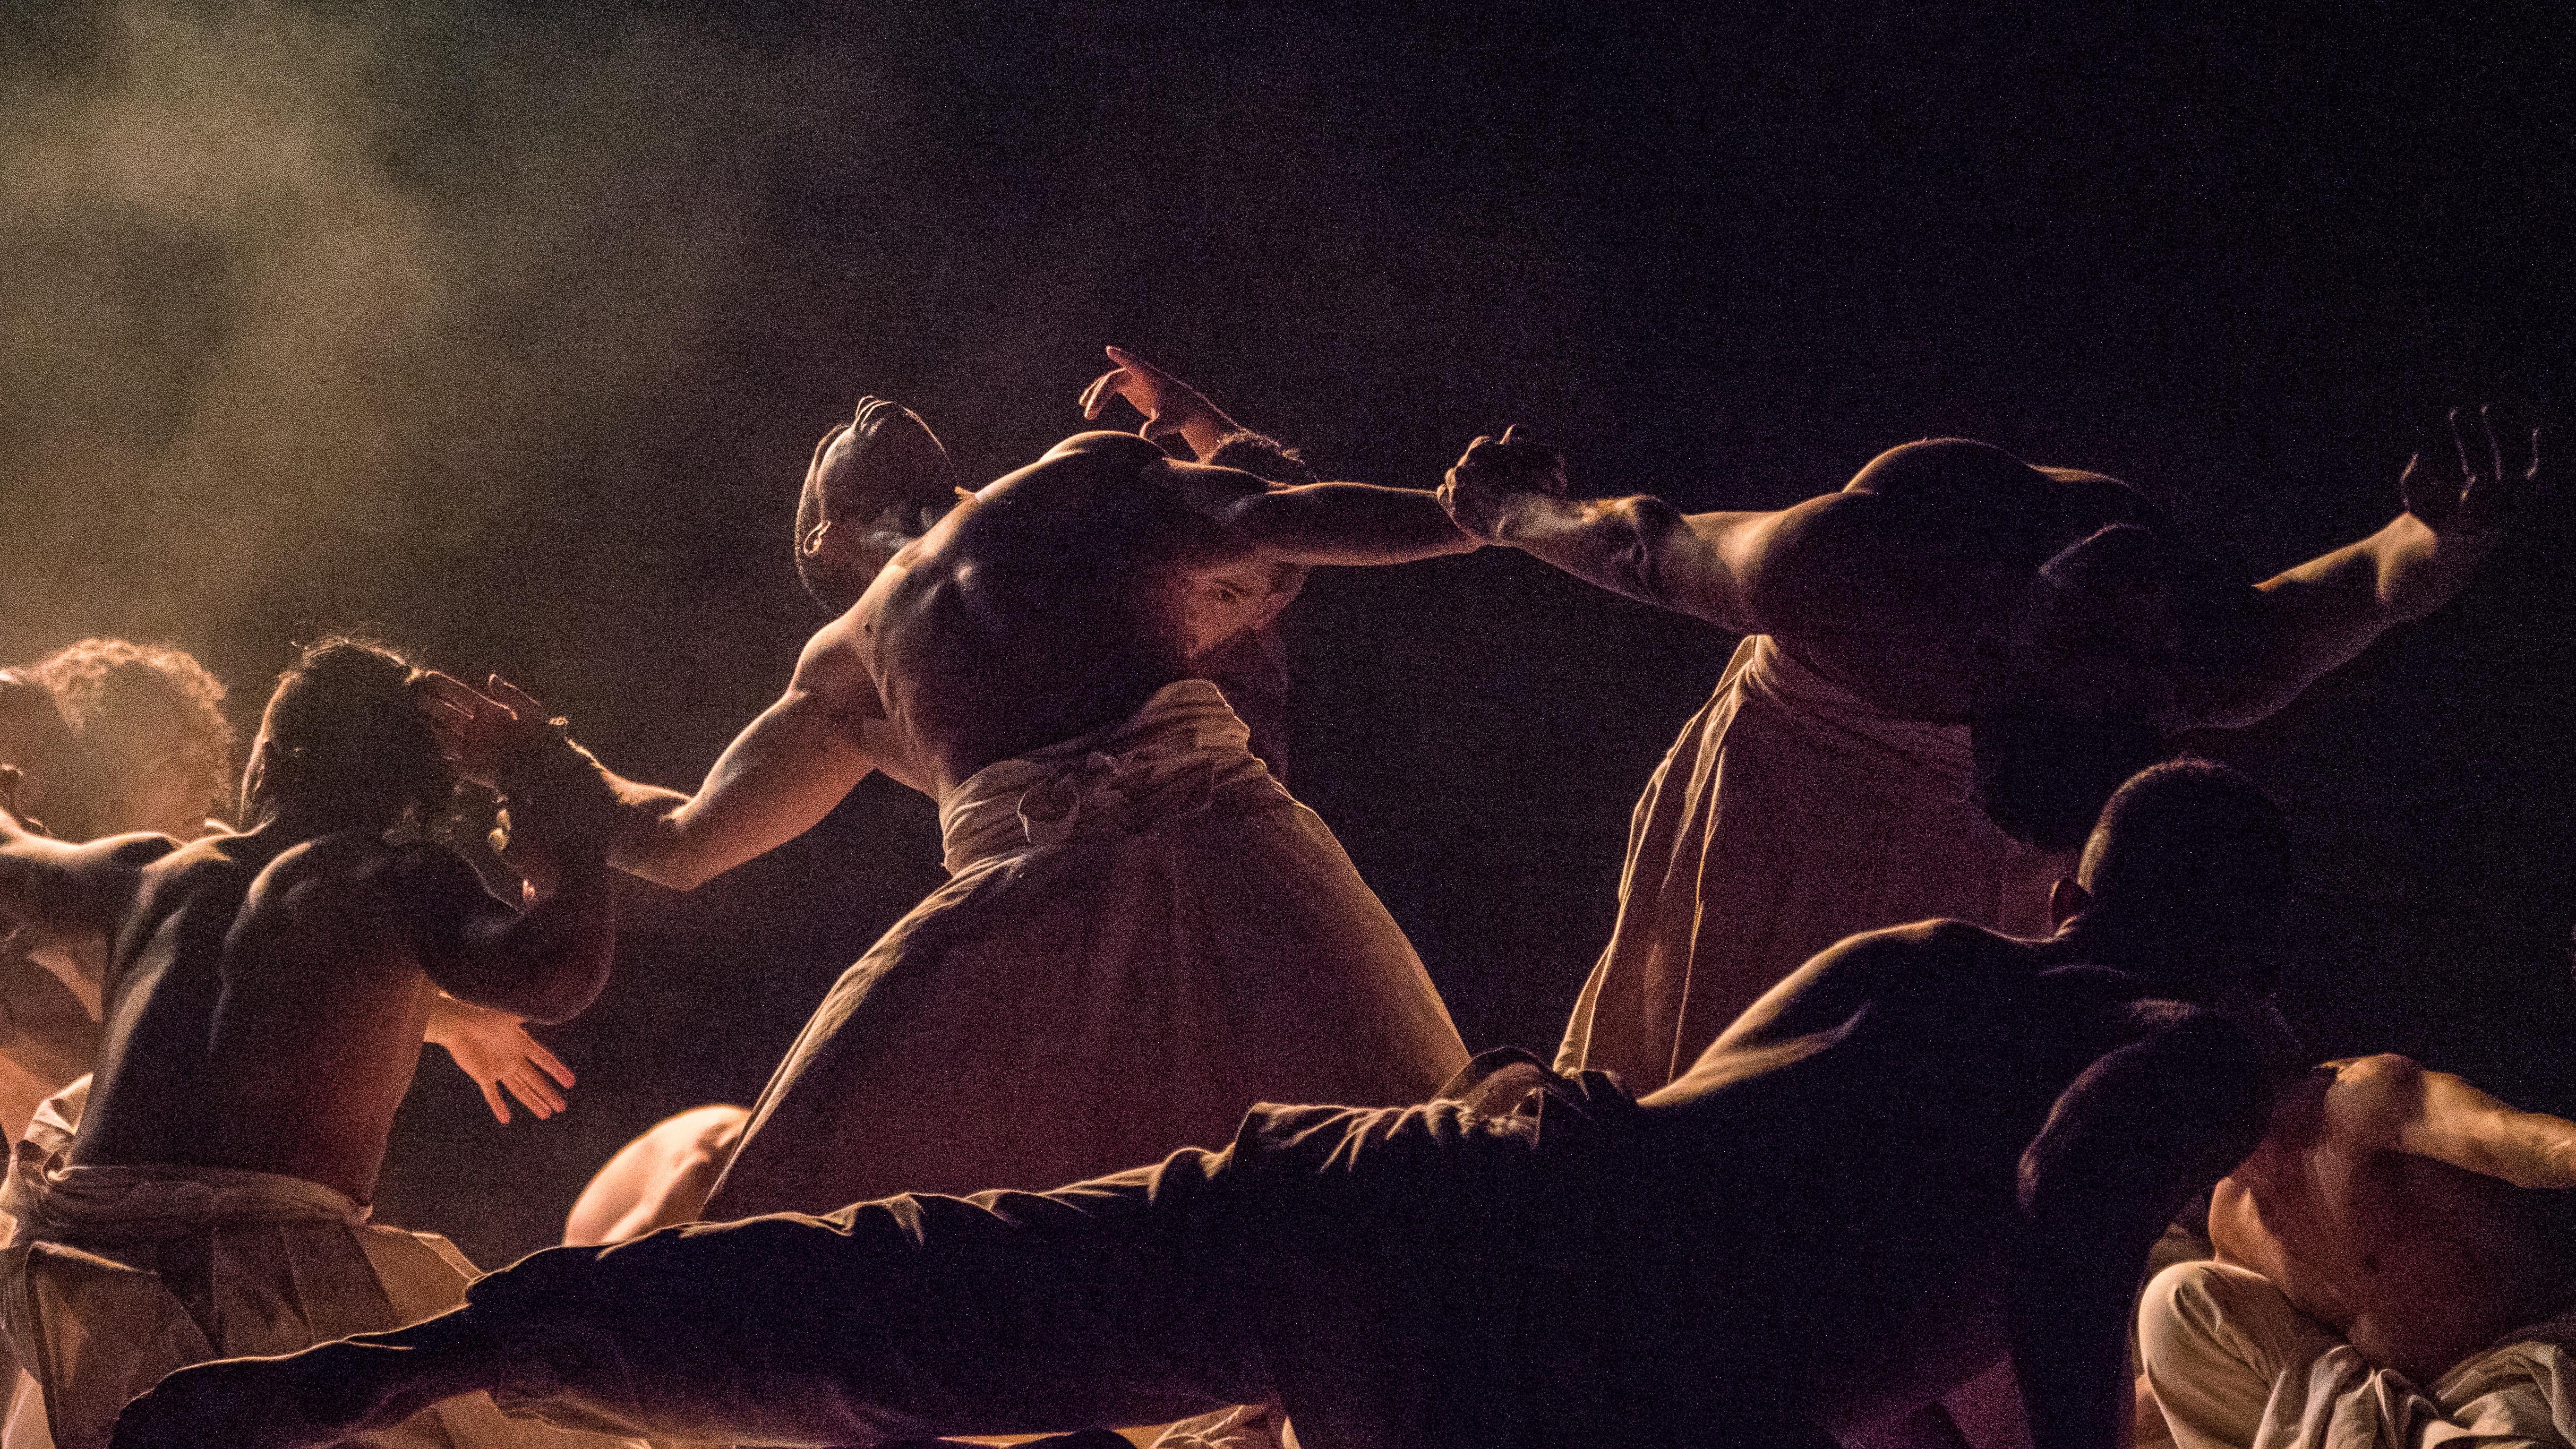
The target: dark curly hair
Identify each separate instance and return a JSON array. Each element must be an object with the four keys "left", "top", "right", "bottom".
[{"left": 253, "top": 636, "right": 454, "bottom": 831}]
